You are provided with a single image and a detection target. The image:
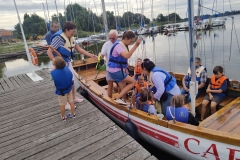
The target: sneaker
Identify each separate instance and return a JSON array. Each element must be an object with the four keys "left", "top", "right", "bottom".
[
  {"left": 62, "top": 116, "right": 67, "bottom": 122},
  {"left": 74, "top": 97, "right": 84, "bottom": 103},
  {"left": 68, "top": 113, "right": 76, "bottom": 119},
  {"left": 114, "top": 99, "right": 127, "bottom": 105}
]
